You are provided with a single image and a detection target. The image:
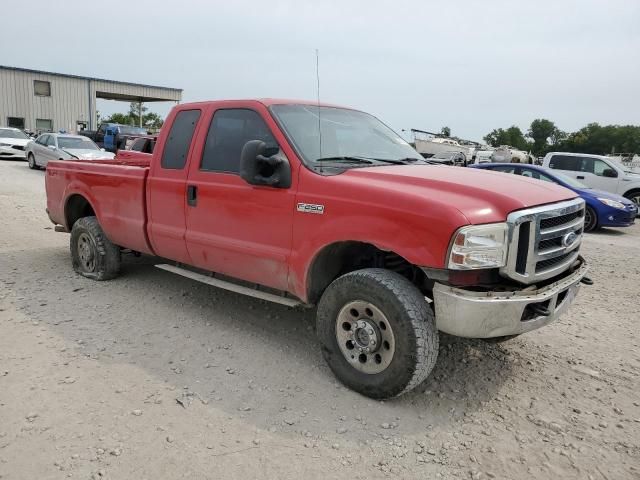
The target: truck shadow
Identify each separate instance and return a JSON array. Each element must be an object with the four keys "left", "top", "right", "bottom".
[{"left": 4, "top": 247, "right": 519, "bottom": 436}]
